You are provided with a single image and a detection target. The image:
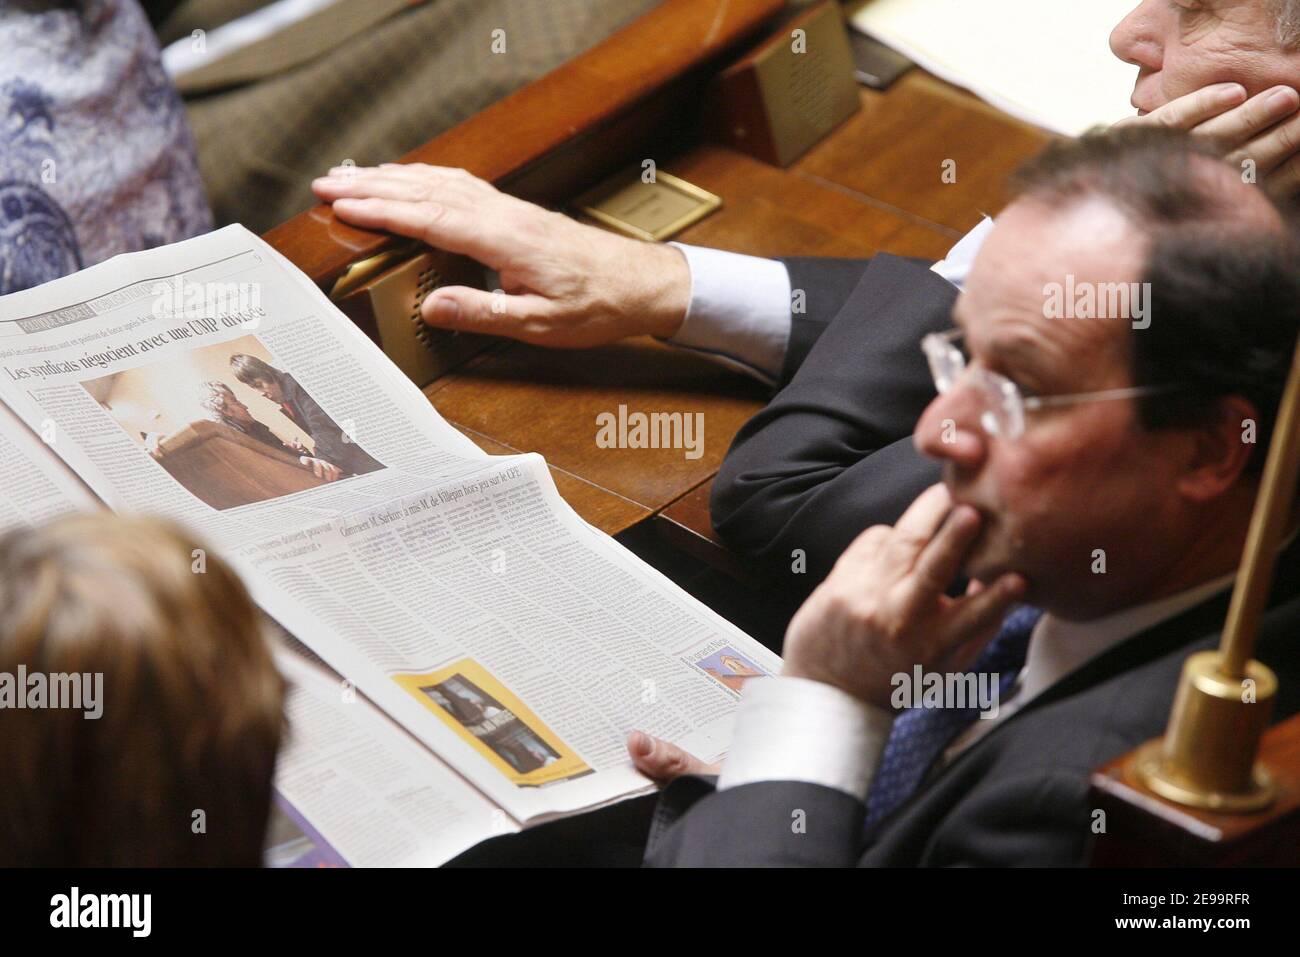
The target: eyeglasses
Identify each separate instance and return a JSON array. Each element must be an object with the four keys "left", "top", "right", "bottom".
[{"left": 920, "top": 329, "right": 1179, "bottom": 440}]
